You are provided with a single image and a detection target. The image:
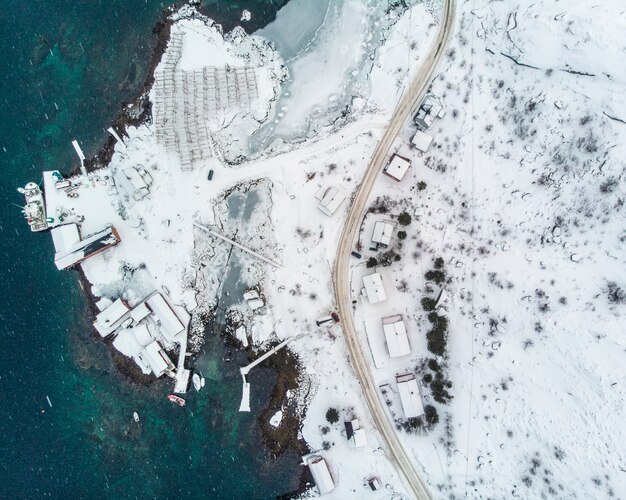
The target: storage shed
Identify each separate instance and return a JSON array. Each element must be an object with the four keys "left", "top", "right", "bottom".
[
  {"left": 411, "top": 130, "right": 434, "bottom": 152},
  {"left": 93, "top": 298, "right": 130, "bottom": 337},
  {"left": 305, "top": 455, "right": 335, "bottom": 495}
]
